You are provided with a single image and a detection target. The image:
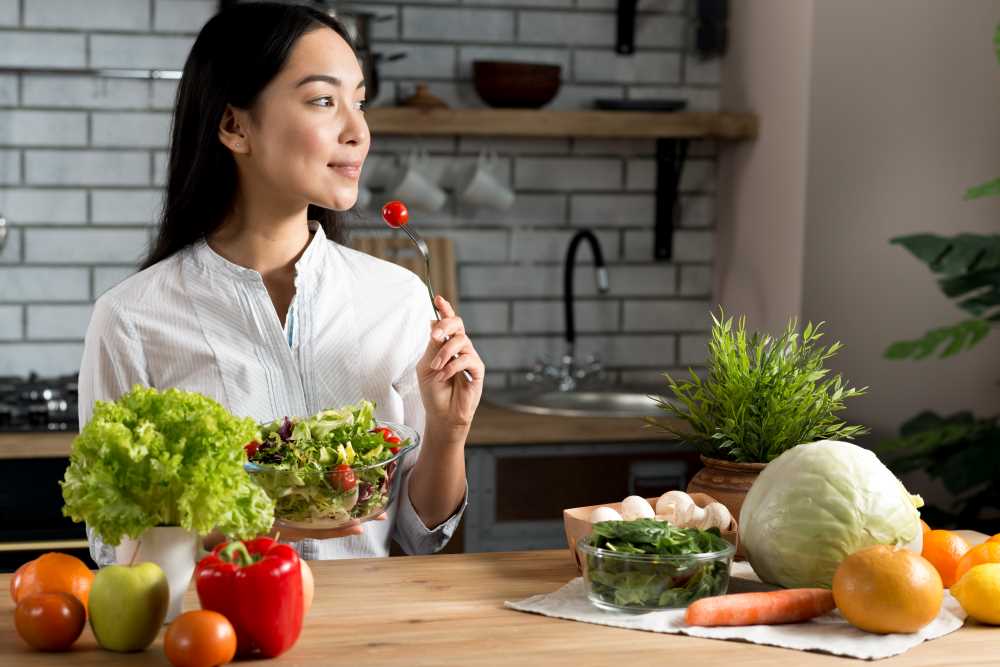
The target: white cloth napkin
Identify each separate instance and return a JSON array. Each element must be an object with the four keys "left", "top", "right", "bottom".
[{"left": 505, "top": 562, "right": 966, "bottom": 661}]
